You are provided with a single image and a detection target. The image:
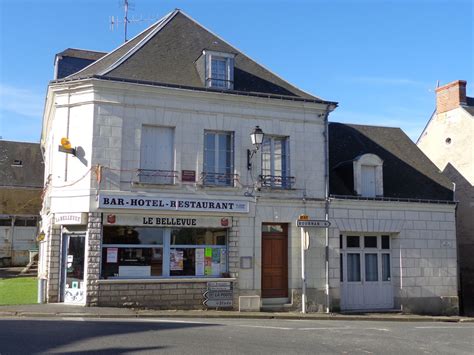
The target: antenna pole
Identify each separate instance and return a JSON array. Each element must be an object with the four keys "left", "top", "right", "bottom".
[{"left": 124, "top": 0, "right": 129, "bottom": 42}]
